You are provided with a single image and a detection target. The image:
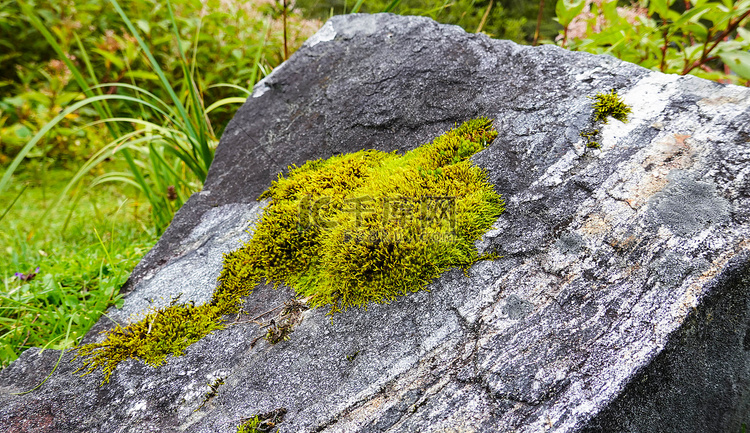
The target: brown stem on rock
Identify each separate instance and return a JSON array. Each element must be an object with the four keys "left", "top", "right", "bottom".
[
  {"left": 534, "top": 0, "right": 545, "bottom": 46},
  {"left": 283, "top": 0, "right": 289, "bottom": 61}
]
